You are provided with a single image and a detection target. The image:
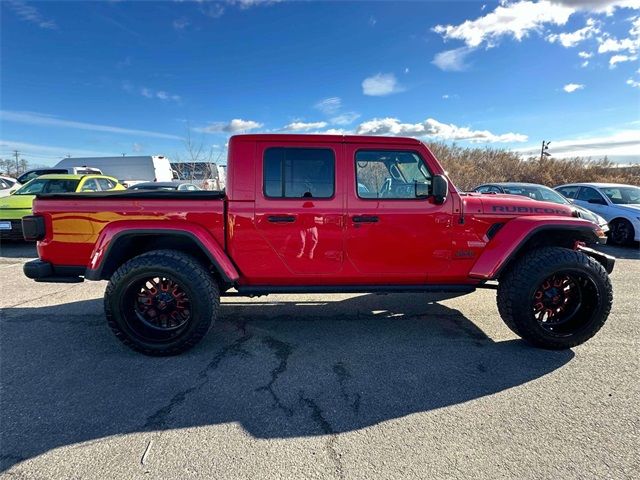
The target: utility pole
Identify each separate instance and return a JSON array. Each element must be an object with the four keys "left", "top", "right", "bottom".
[
  {"left": 13, "top": 150, "right": 20, "bottom": 176},
  {"left": 540, "top": 141, "right": 551, "bottom": 161}
]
